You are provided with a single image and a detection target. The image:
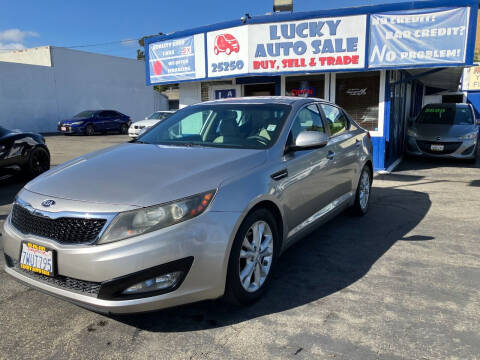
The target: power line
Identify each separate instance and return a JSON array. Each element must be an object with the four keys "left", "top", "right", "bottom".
[{"left": 0, "top": 38, "right": 142, "bottom": 51}]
